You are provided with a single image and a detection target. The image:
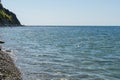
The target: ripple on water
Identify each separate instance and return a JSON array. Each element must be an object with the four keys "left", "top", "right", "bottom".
[{"left": 1, "top": 26, "right": 120, "bottom": 80}]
